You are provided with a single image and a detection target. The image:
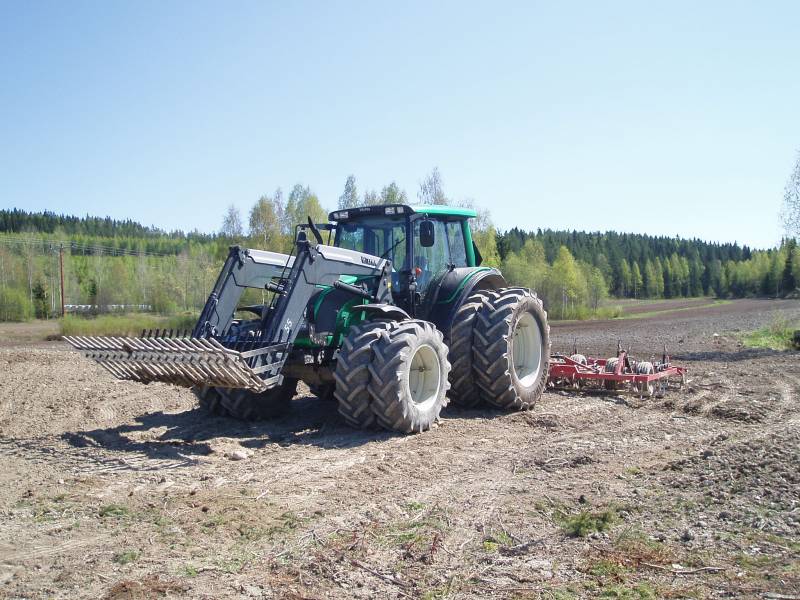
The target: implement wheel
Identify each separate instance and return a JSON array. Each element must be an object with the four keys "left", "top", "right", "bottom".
[
  {"left": 473, "top": 288, "right": 550, "bottom": 410},
  {"left": 603, "top": 358, "right": 620, "bottom": 391},
  {"left": 635, "top": 361, "right": 655, "bottom": 397},
  {"left": 368, "top": 320, "right": 451, "bottom": 433},
  {"left": 193, "top": 378, "right": 298, "bottom": 420}
]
